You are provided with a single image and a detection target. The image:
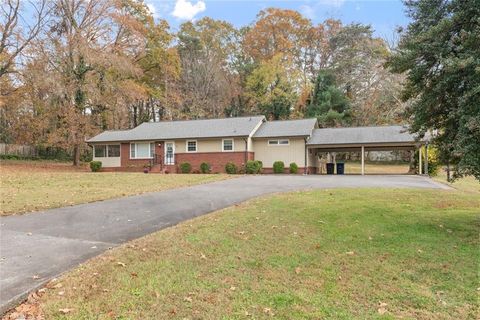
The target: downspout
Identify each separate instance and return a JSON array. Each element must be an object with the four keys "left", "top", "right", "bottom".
[
  {"left": 244, "top": 137, "right": 248, "bottom": 165},
  {"left": 304, "top": 137, "right": 308, "bottom": 175}
]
